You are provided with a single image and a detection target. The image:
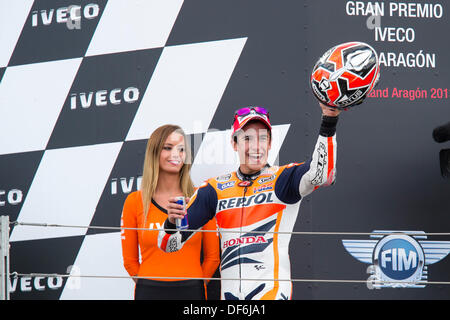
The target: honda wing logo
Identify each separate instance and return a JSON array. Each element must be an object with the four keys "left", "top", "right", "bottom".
[{"left": 342, "top": 230, "right": 450, "bottom": 289}]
